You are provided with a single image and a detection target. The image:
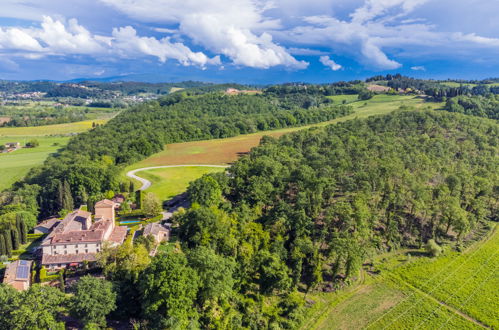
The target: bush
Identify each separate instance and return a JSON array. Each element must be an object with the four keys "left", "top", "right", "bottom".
[{"left": 425, "top": 239, "right": 442, "bottom": 257}]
